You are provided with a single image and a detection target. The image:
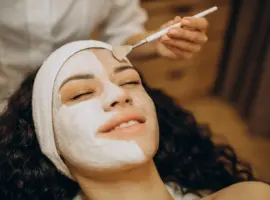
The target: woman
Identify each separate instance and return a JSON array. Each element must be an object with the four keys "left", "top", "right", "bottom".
[
  {"left": 0, "top": 40, "right": 269, "bottom": 200},
  {"left": 0, "top": 0, "right": 209, "bottom": 112}
]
